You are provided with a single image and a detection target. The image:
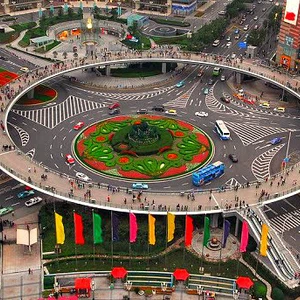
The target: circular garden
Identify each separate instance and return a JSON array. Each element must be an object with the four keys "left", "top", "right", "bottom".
[{"left": 74, "top": 115, "right": 214, "bottom": 180}]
